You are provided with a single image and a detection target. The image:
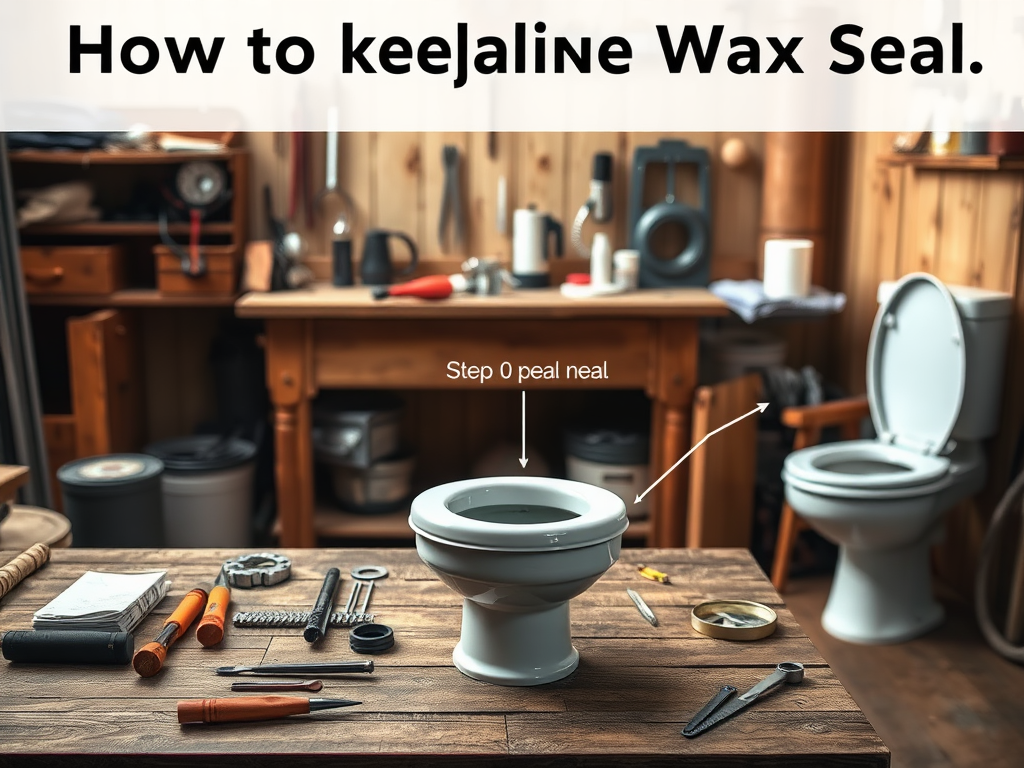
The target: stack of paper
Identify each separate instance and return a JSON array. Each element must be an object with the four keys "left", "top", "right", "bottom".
[{"left": 33, "top": 571, "right": 170, "bottom": 633}]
